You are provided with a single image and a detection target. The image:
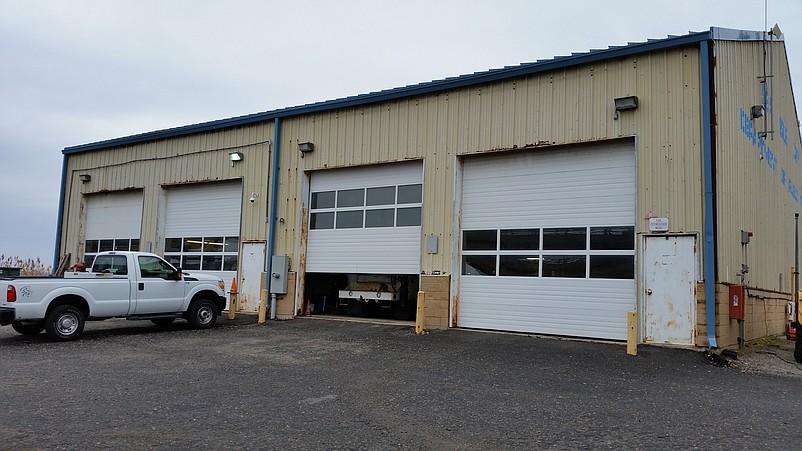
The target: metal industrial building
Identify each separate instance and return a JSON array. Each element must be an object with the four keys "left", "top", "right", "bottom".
[{"left": 57, "top": 27, "right": 802, "bottom": 348}]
